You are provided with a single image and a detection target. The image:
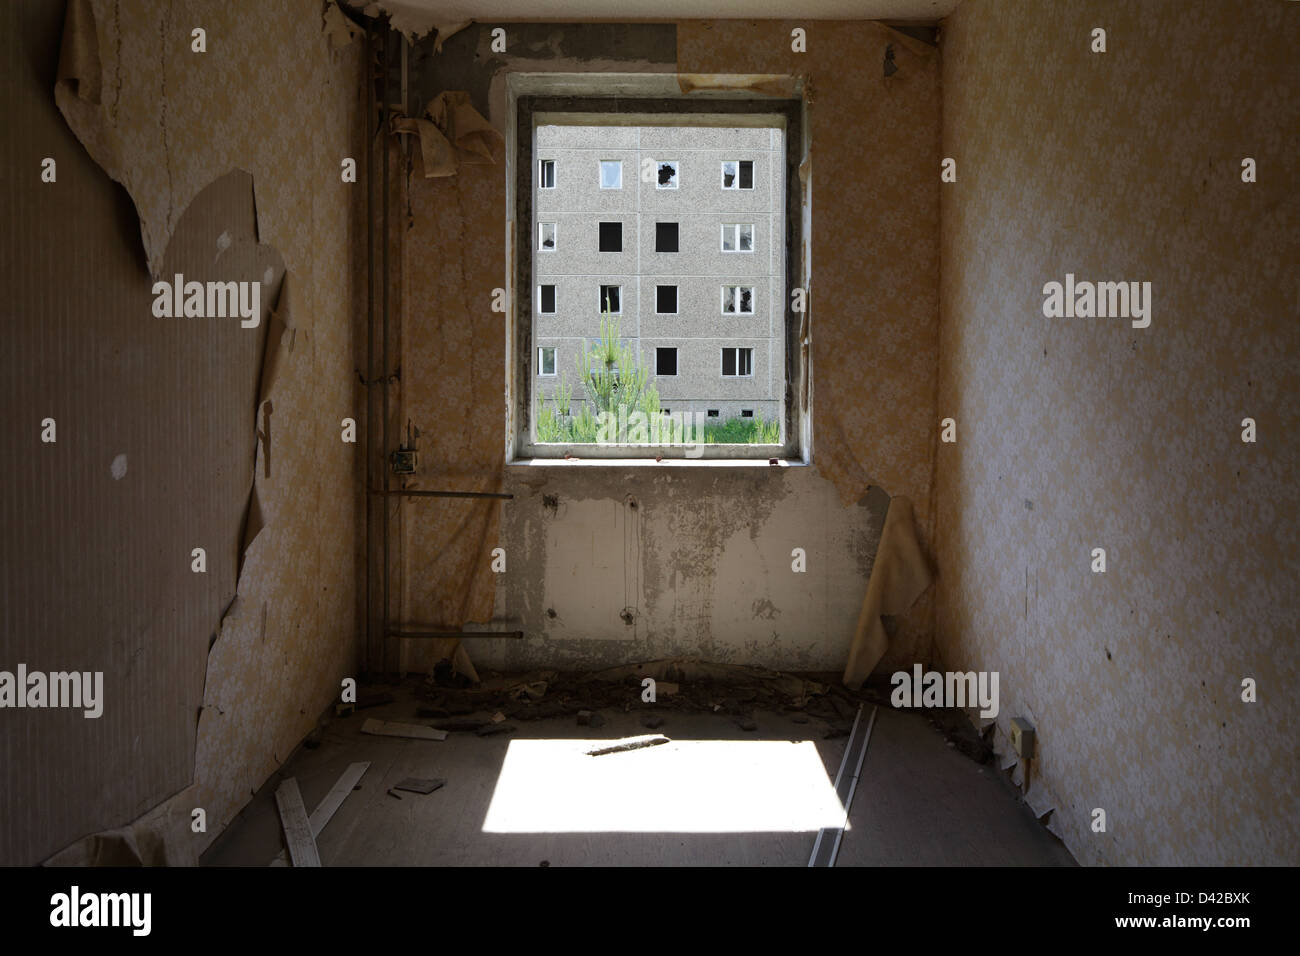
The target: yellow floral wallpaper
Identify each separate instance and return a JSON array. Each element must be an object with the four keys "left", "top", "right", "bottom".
[{"left": 935, "top": 0, "right": 1298, "bottom": 865}]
